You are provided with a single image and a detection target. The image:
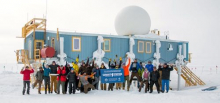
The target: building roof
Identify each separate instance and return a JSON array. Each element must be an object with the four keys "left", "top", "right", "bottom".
[{"left": 36, "top": 30, "right": 189, "bottom": 43}]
